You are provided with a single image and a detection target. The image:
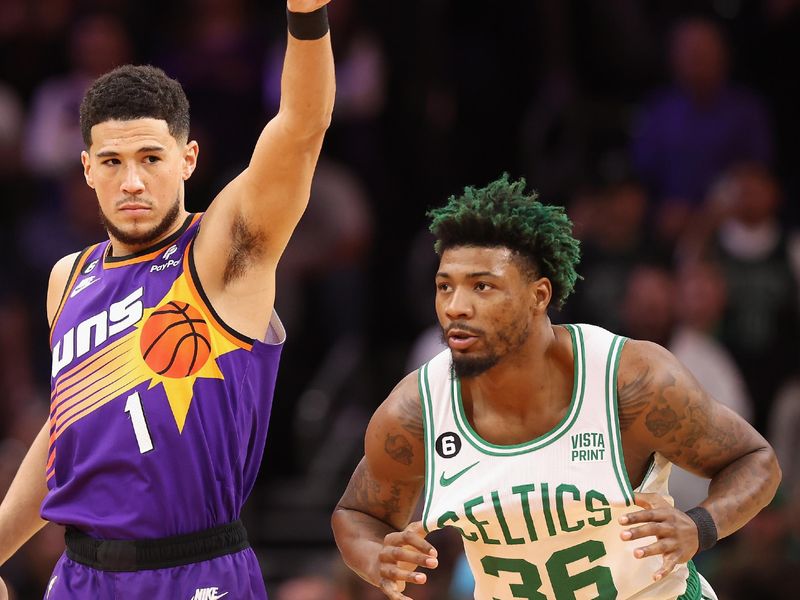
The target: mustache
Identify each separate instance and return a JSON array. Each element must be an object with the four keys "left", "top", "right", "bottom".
[
  {"left": 115, "top": 196, "right": 153, "bottom": 208},
  {"left": 444, "top": 323, "right": 484, "bottom": 336}
]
